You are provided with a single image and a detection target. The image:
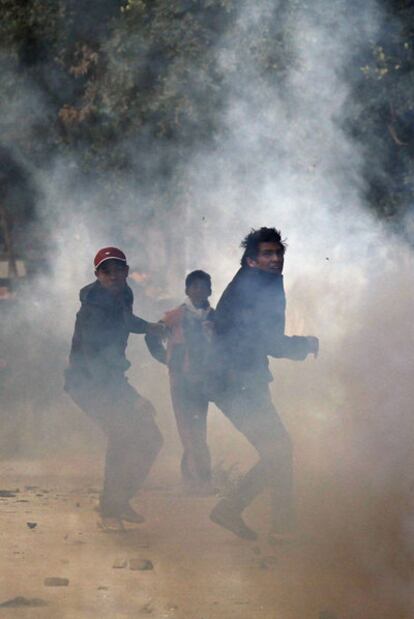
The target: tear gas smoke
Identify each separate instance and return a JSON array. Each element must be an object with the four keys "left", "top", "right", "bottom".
[{"left": 1, "top": 1, "right": 414, "bottom": 617}]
